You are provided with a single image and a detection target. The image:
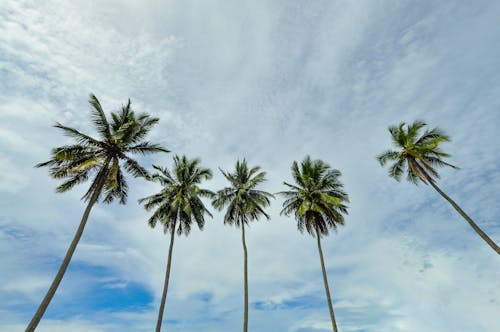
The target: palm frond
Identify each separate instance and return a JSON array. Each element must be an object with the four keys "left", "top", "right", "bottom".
[
  {"left": 128, "top": 115, "right": 160, "bottom": 144},
  {"left": 55, "top": 170, "right": 90, "bottom": 193},
  {"left": 279, "top": 156, "right": 349, "bottom": 237},
  {"left": 376, "top": 150, "right": 400, "bottom": 166},
  {"left": 388, "top": 158, "right": 406, "bottom": 181},
  {"left": 123, "top": 157, "right": 149, "bottom": 178},
  {"left": 388, "top": 122, "right": 406, "bottom": 147},
  {"left": 416, "top": 127, "right": 451, "bottom": 145},
  {"left": 88, "top": 94, "right": 112, "bottom": 140},
  {"left": 406, "top": 120, "right": 426, "bottom": 143},
  {"left": 102, "top": 158, "right": 128, "bottom": 204},
  {"left": 54, "top": 123, "right": 101, "bottom": 146},
  {"left": 49, "top": 155, "right": 102, "bottom": 179},
  {"left": 139, "top": 155, "right": 213, "bottom": 236},
  {"left": 127, "top": 142, "right": 170, "bottom": 155},
  {"left": 423, "top": 156, "right": 459, "bottom": 169}
]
